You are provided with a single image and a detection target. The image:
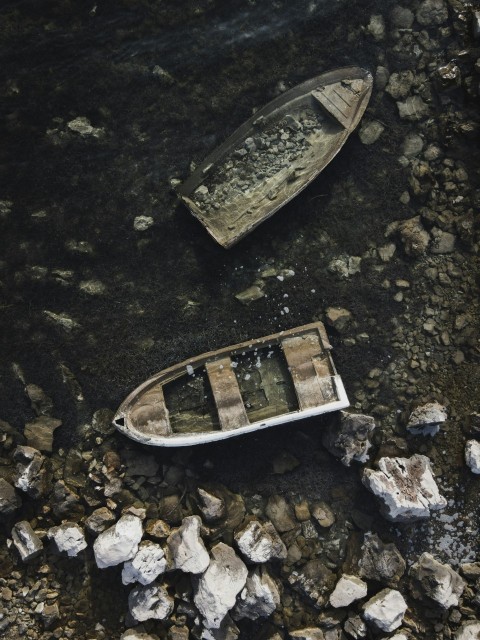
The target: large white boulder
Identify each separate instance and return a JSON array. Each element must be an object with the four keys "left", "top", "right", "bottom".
[
  {"left": 329, "top": 574, "right": 368, "bottom": 608},
  {"left": 167, "top": 515, "right": 210, "bottom": 574},
  {"left": 128, "top": 582, "right": 173, "bottom": 622},
  {"left": 93, "top": 514, "right": 143, "bottom": 568},
  {"left": 407, "top": 402, "right": 447, "bottom": 436},
  {"left": 362, "top": 588, "right": 407, "bottom": 632},
  {"left": 122, "top": 541, "right": 167, "bottom": 585},
  {"left": 362, "top": 455, "right": 446, "bottom": 521},
  {"left": 194, "top": 542, "right": 248, "bottom": 629},
  {"left": 455, "top": 621, "right": 480, "bottom": 639},
  {"left": 47, "top": 522, "right": 87, "bottom": 557},
  {"left": 234, "top": 519, "right": 287, "bottom": 563},
  {"left": 409, "top": 553, "right": 465, "bottom": 609}
]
